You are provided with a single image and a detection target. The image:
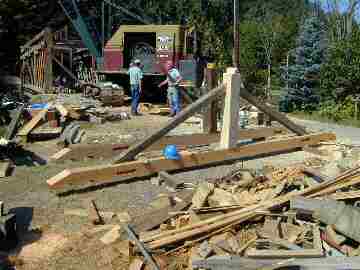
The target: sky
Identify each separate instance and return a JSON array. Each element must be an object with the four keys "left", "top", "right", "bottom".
[{"left": 314, "top": 0, "right": 360, "bottom": 18}]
